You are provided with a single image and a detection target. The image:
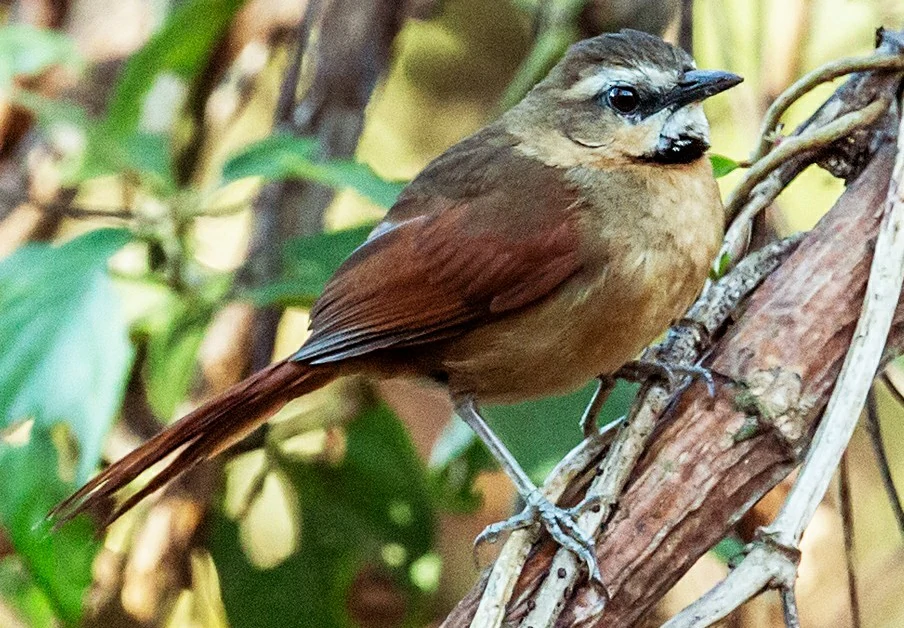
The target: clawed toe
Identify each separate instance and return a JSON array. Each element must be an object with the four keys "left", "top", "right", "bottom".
[
  {"left": 473, "top": 492, "right": 603, "bottom": 583},
  {"left": 618, "top": 359, "right": 718, "bottom": 396}
]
